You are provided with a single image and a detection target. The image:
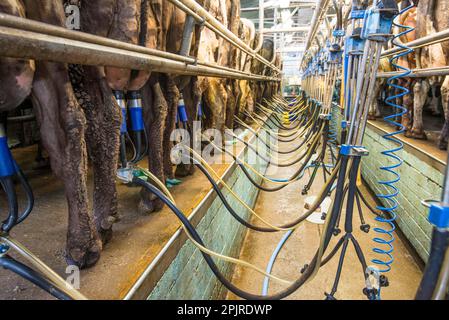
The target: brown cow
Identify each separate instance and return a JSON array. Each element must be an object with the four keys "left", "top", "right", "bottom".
[
  {"left": 1, "top": 0, "right": 158, "bottom": 268},
  {"left": 413, "top": 0, "right": 449, "bottom": 149}
]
